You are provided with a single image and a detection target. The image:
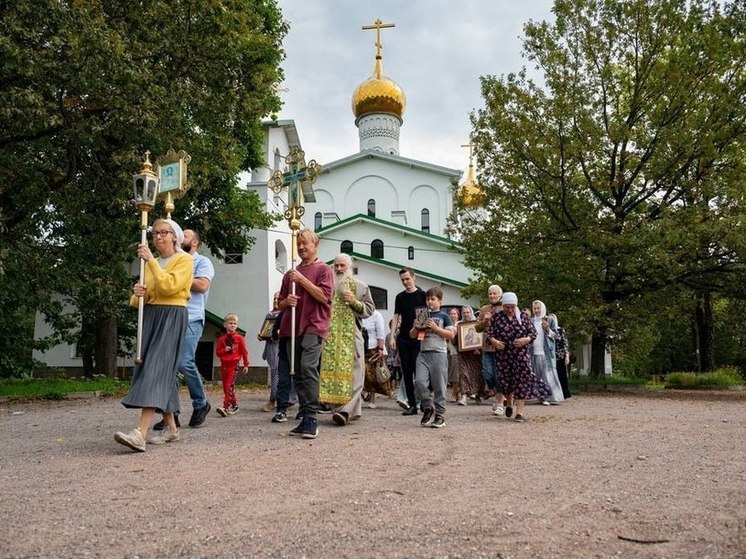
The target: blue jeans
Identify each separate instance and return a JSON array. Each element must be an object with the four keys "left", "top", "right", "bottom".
[
  {"left": 179, "top": 320, "right": 208, "bottom": 410},
  {"left": 481, "top": 351, "right": 503, "bottom": 394}
]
